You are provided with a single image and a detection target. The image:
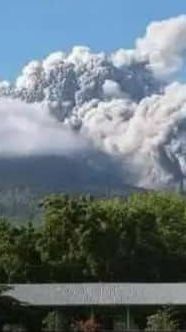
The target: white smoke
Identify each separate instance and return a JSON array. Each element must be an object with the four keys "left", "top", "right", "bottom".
[
  {"left": 103, "top": 80, "right": 125, "bottom": 99},
  {"left": 0, "top": 15, "right": 186, "bottom": 190},
  {"left": 136, "top": 15, "right": 186, "bottom": 76},
  {"left": 0, "top": 99, "right": 87, "bottom": 157},
  {"left": 77, "top": 83, "right": 186, "bottom": 189},
  {"left": 112, "top": 15, "right": 186, "bottom": 77}
]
